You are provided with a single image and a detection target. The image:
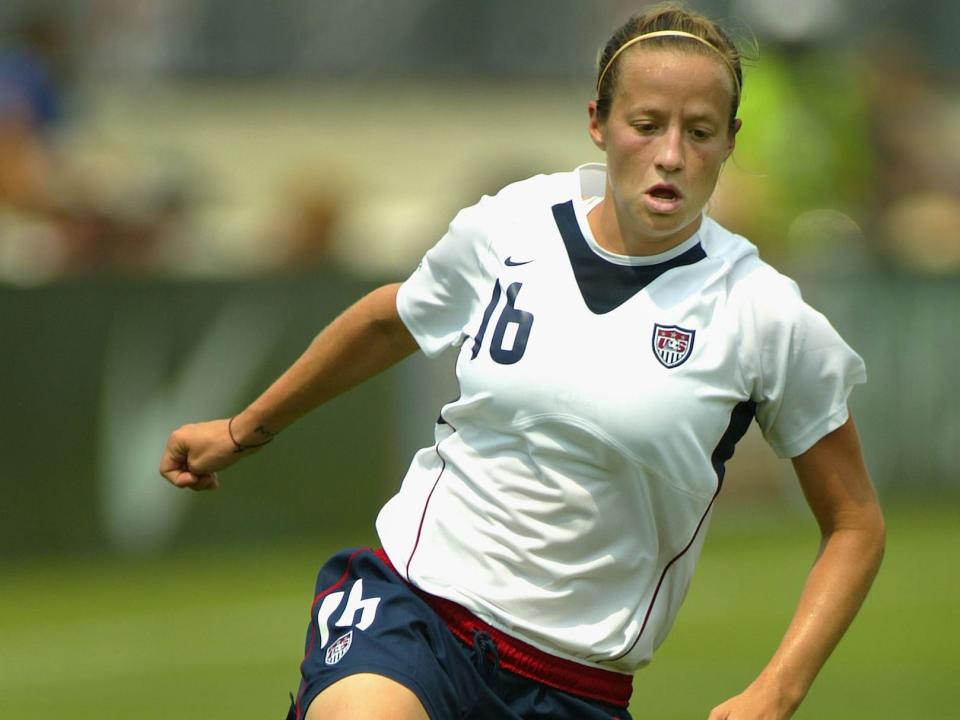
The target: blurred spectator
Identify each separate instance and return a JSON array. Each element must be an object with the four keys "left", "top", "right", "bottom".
[
  {"left": 0, "top": 10, "right": 71, "bottom": 283},
  {"left": 3, "top": 0, "right": 958, "bottom": 282},
  {"left": 0, "top": 10, "right": 66, "bottom": 134},
  {"left": 0, "top": 8, "right": 200, "bottom": 284},
  {"left": 262, "top": 171, "right": 349, "bottom": 274},
  {"left": 0, "top": 11, "right": 66, "bottom": 209},
  {"left": 862, "top": 39, "right": 960, "bottom": 274}
]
